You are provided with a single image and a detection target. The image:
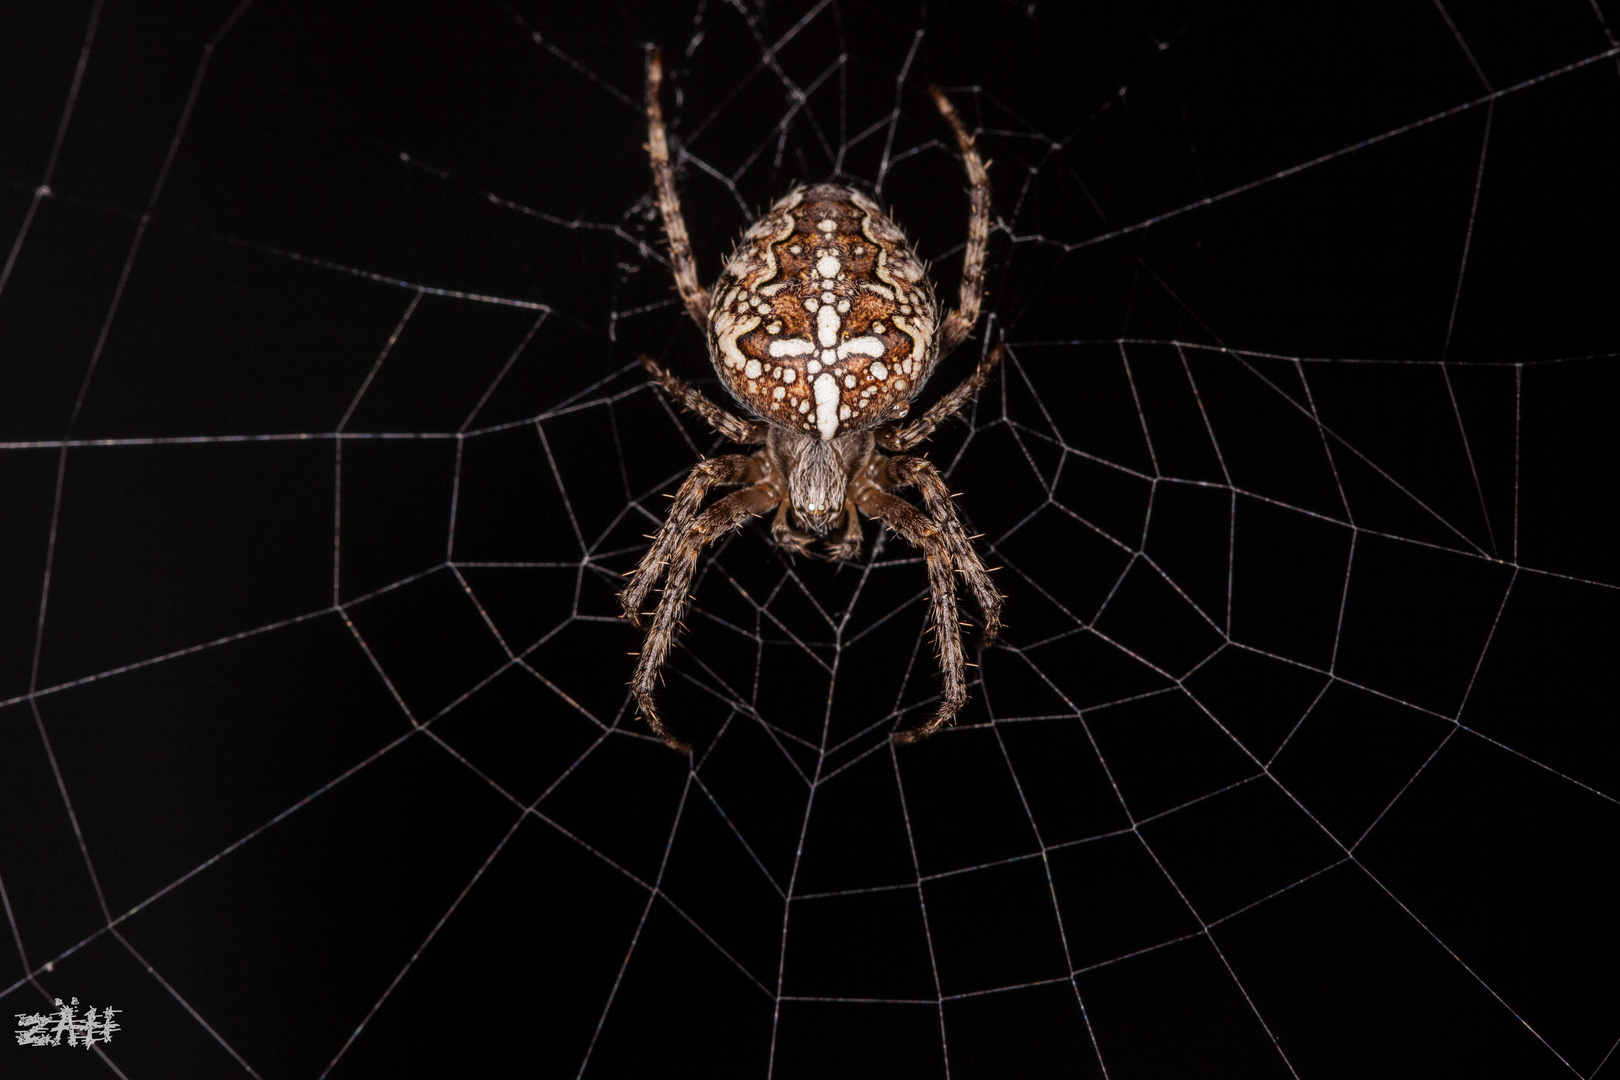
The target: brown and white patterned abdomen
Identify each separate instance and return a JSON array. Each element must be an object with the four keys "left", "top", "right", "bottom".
[{"left": 706, "top": 184, "right": 940, "bottom": 439}]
